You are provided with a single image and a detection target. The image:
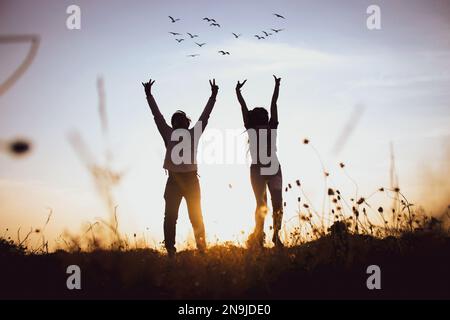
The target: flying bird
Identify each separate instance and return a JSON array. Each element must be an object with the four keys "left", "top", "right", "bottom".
[
  {"left": 218, "top": 50, "right": 230, "bottom": 55},
  {"left": 273, "top": 13, "right": 285, "bottom": 19},
  {"left": 187, "top": 33, "right": 199, "bottom": 38},
  {"left": 271, "top": 28, "right": 284, "bottom": 33},
  {"left": 195, "top": 42, "right": 206, "bottom": 47},
  {"left": 254, "top": 35, "right": 265, "bottom": 40},
  {"left": 210, "top": 23, "right": 221, "bottom": 27},
  {"left": 169, "top": 32, "right": 181, "bottom": 36},
  {"left": 168, "top": 16, "right": 180, "bottom": 23},
  {"left": 187, "top": 54, "right": 200, "bottom": 58},
  {"left": 175, "top": 38, "right": 185, "bottom": 43},
  {"left": 232, "top": 33, "right": 242, "bottom": 38},
  {"left": 203, "top": 17, "right": 217, "bottom": 23},
  {"left": 262, "top": 31, "right": 272, "bottom": 37}
]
